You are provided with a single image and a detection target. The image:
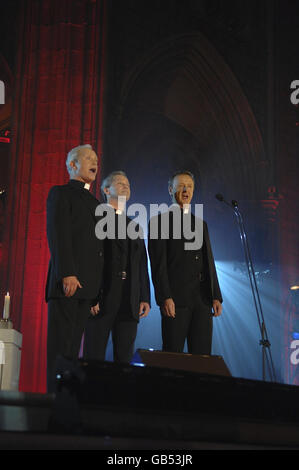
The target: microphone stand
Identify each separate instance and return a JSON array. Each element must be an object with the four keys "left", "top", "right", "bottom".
[{"left": 216, "top": 194, "right": 276, "bottom": 382}]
